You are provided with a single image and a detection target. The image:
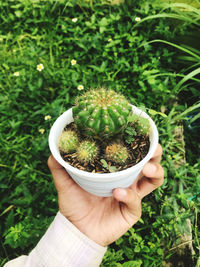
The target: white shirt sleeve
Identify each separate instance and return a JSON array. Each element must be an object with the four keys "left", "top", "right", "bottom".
[{"left": 4, "top": 211, "right": 107, "bottom": 267}]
